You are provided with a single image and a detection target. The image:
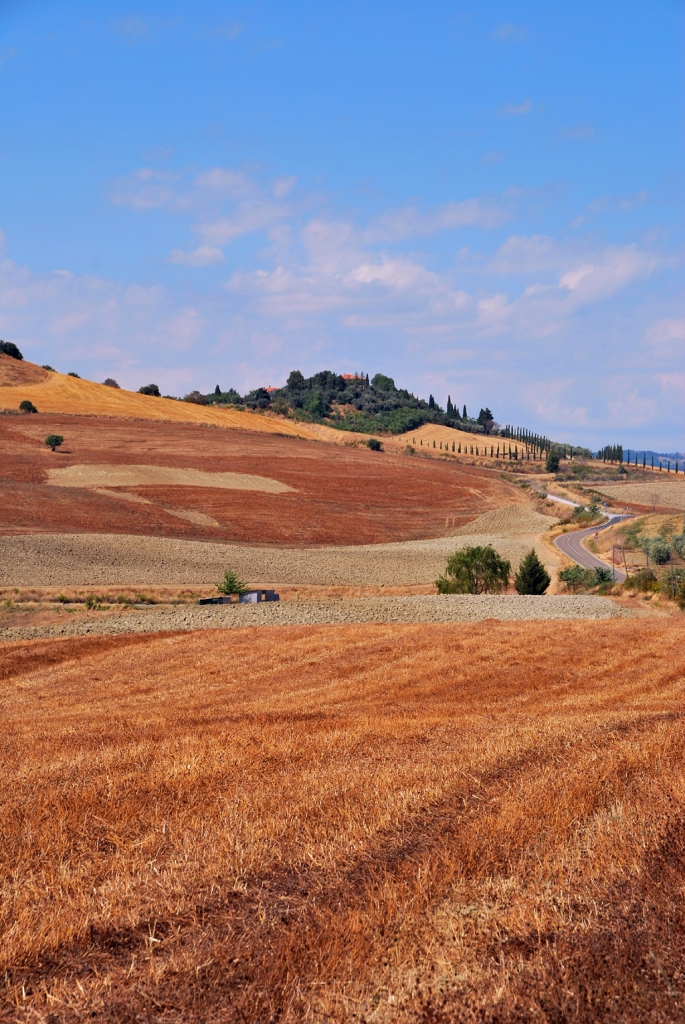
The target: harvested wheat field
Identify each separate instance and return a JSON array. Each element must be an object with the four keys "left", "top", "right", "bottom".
[
  {"left": 2, "top": 620, "right": 685, "bottom": 1023},
  {"left": 452, "top": 504, "right": 558, "bottom": 535},
  {"left": 0, "top": 355, "right": 314, "bottom": 438},
  {"left": 597, "top": 479, "right": 685, "bottom": 511},
  {"left": 0, "top": 415, "right": 528, "bottom": 544}
]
